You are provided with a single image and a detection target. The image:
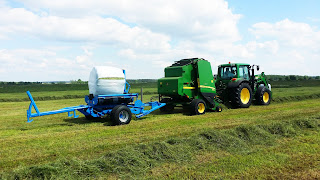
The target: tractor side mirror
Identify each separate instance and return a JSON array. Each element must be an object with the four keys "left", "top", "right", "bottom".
[{"left": 257, "top": 66, "right": 260, "bottom": 71}]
